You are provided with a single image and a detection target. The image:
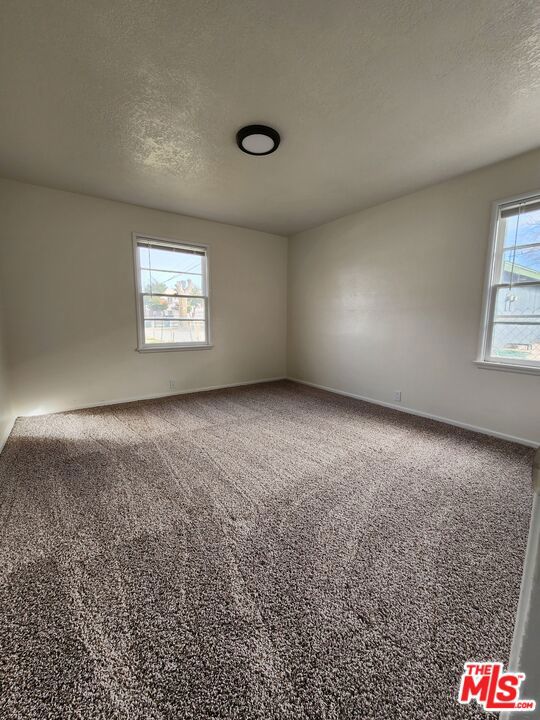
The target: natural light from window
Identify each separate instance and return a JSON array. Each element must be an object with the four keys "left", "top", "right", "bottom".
[
  {"left": 480, "top": 195, "right": 540, "bottom": 371},
  {"left": 134, "top": 235, "right": 209, "bottom": 350}
]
